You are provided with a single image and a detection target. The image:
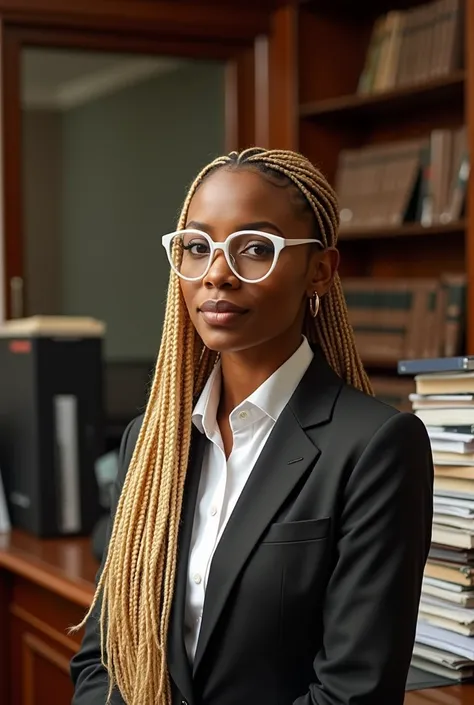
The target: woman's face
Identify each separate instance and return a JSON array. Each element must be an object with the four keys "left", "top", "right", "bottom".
[{"left": 179, "top": 167, "right": 338, "bottom": 355}]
